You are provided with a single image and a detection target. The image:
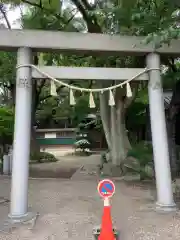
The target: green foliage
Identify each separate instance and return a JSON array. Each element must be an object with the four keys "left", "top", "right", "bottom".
[
  {"left": 21, "top": 1, "right": 86, "bottom": 32},
  {"left": 127, "top": 142, "right": 153, "bottom": 165},
  {"left": 162, "top": 62, "right": 180, "bottom": 89},
  {"left": 0, "top": 107, "right": 14, "bottom": 146},
  {"left": 125, "top": 142, "right": 154, "bottom": 180},
  {"left": 0, "top": 51, "right": 16, "bottom": 85},
  {"left": 36, "top": 89, "right": 98, "bottom": 128},
  {"left": 1, "top": 0, "right": 60, "bottom": 9},
  {"left": 30, "top": 151, "right": 58, "bottom": 163},
  {"left": 0, "top": 51, "right": 16, "bottom": 105},
  {"left": 20, "top": 4, "right": 94, "bottom": 128},
  {"left": 126, "top": 101, "right": 147, "bottom": 130},
  {"left": 94, "top": 0, "right": 180, "bottom": 47},
  {"left": 72, "top": 95, "right": 93, "bottom": 124}
]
